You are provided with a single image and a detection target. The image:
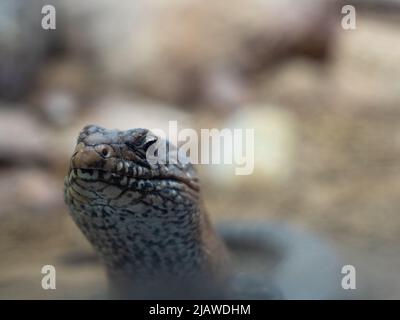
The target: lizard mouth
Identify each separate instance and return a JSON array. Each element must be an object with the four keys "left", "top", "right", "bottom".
[{"left": 71, "top": 167, "right": 200, "bottom": 192}]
